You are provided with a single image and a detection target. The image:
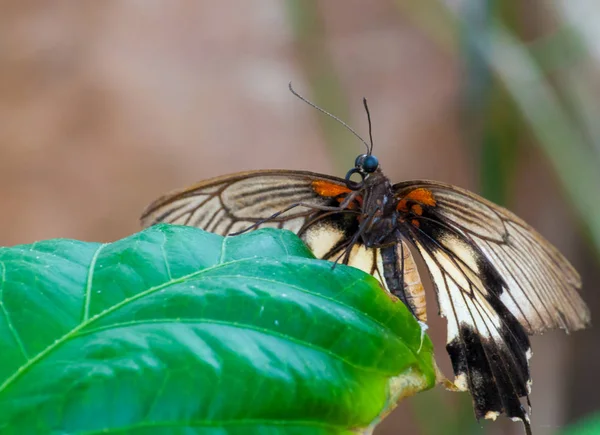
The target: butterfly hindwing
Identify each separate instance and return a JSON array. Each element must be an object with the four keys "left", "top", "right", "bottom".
[
  {"left": 307, "top": 231, "right": 428, "bottom": 323},
  {"left": 409, "top": 229, "right": 532, "bottom": 426}
]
